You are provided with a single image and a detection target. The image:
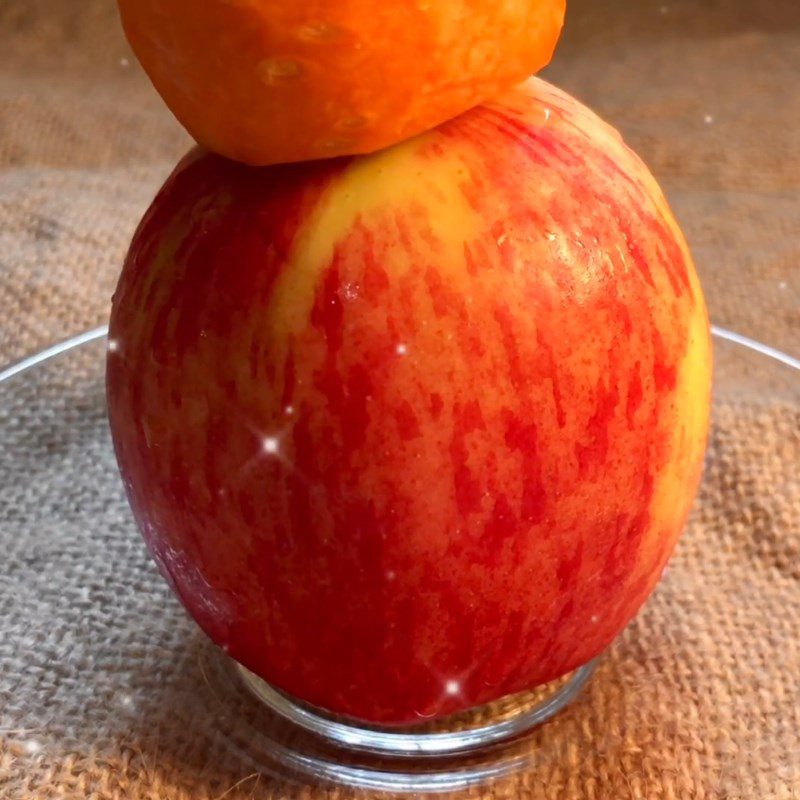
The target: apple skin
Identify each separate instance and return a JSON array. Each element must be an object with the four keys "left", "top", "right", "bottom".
[{"left": 107, "top": 77, "right": 712, "bottom": 725}]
